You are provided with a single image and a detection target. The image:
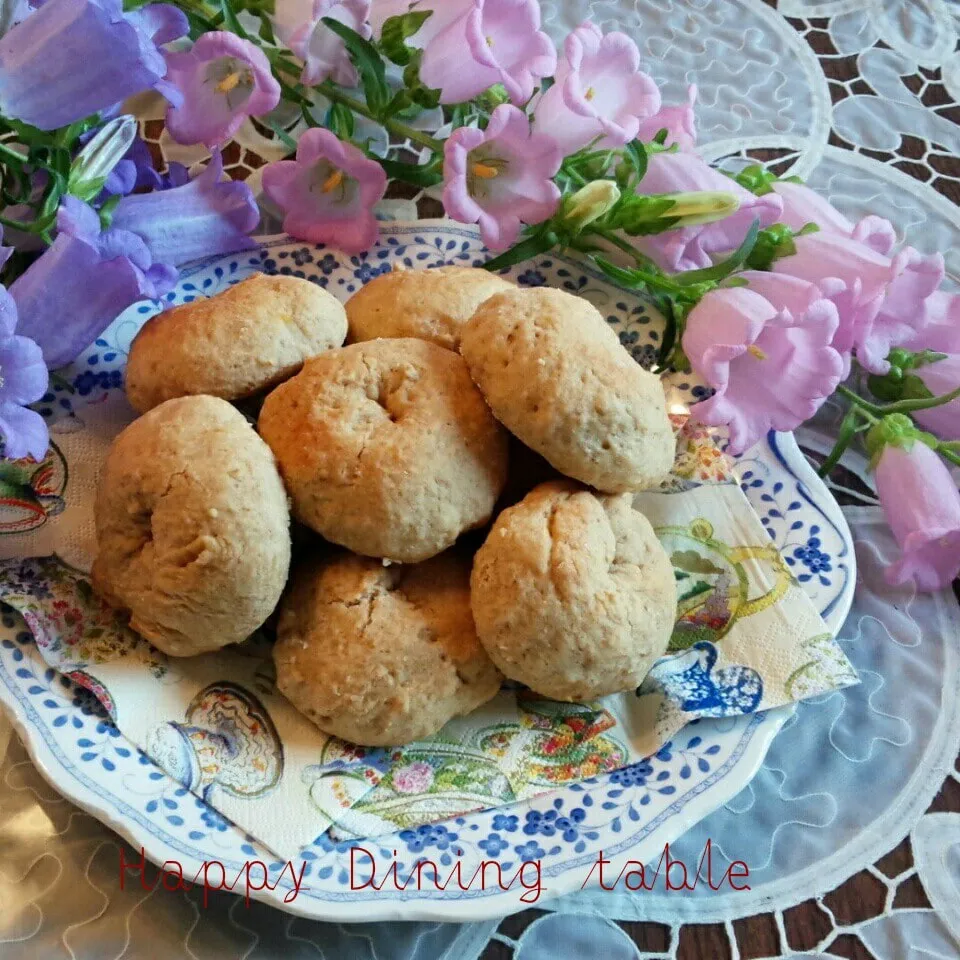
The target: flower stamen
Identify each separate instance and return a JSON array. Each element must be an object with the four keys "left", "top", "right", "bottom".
[
  {"left": 584, "top": 86, "right": 596, "bottom": 101},
  {"left": 215, "top": 70, "right": 245, "bottom": 95},
  {"left": 321, "top": 169, "right": 345, "bottom": 193},
  {"left": 472, "top": 162, "right": 500, "bottom": 180},
  {"left": 747, "top": 345, "right": 767, "bottom": 361}
]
